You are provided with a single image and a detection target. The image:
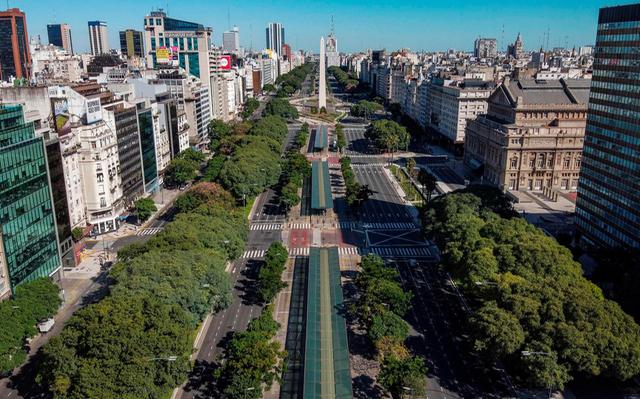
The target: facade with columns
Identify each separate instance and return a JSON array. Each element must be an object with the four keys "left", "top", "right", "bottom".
[{"left": 464, "top": 78, "right": 589, "bottom": 191}]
